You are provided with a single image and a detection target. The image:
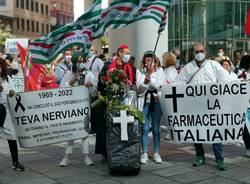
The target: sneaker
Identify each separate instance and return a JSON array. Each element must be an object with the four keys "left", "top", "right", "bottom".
[
  {"left": 12, "top": 161, "right": 25, "bottom": 171},
  {"left": 140, "top": 153, "right": 148, "bottom": 164},
  {"left": 84, "top": 156, "right": 94, "bottom": 166},
  {"left": 153, "top": 153, "right": 162, "bottom": 164},
  {"left": 164, "top": 134, "right": 171, "bottom": 140},
  {"left": 246, "top": 149, "right": 250, "bottom": 158},
  {"left": 60, "top": 157, "right": 70, "bottom": 167},
  {"left": 216, "top": 159, "right": 225, "bottom": 171},
  {"left": 192, "top": 156, "right": 204, "bottom": 167}
]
